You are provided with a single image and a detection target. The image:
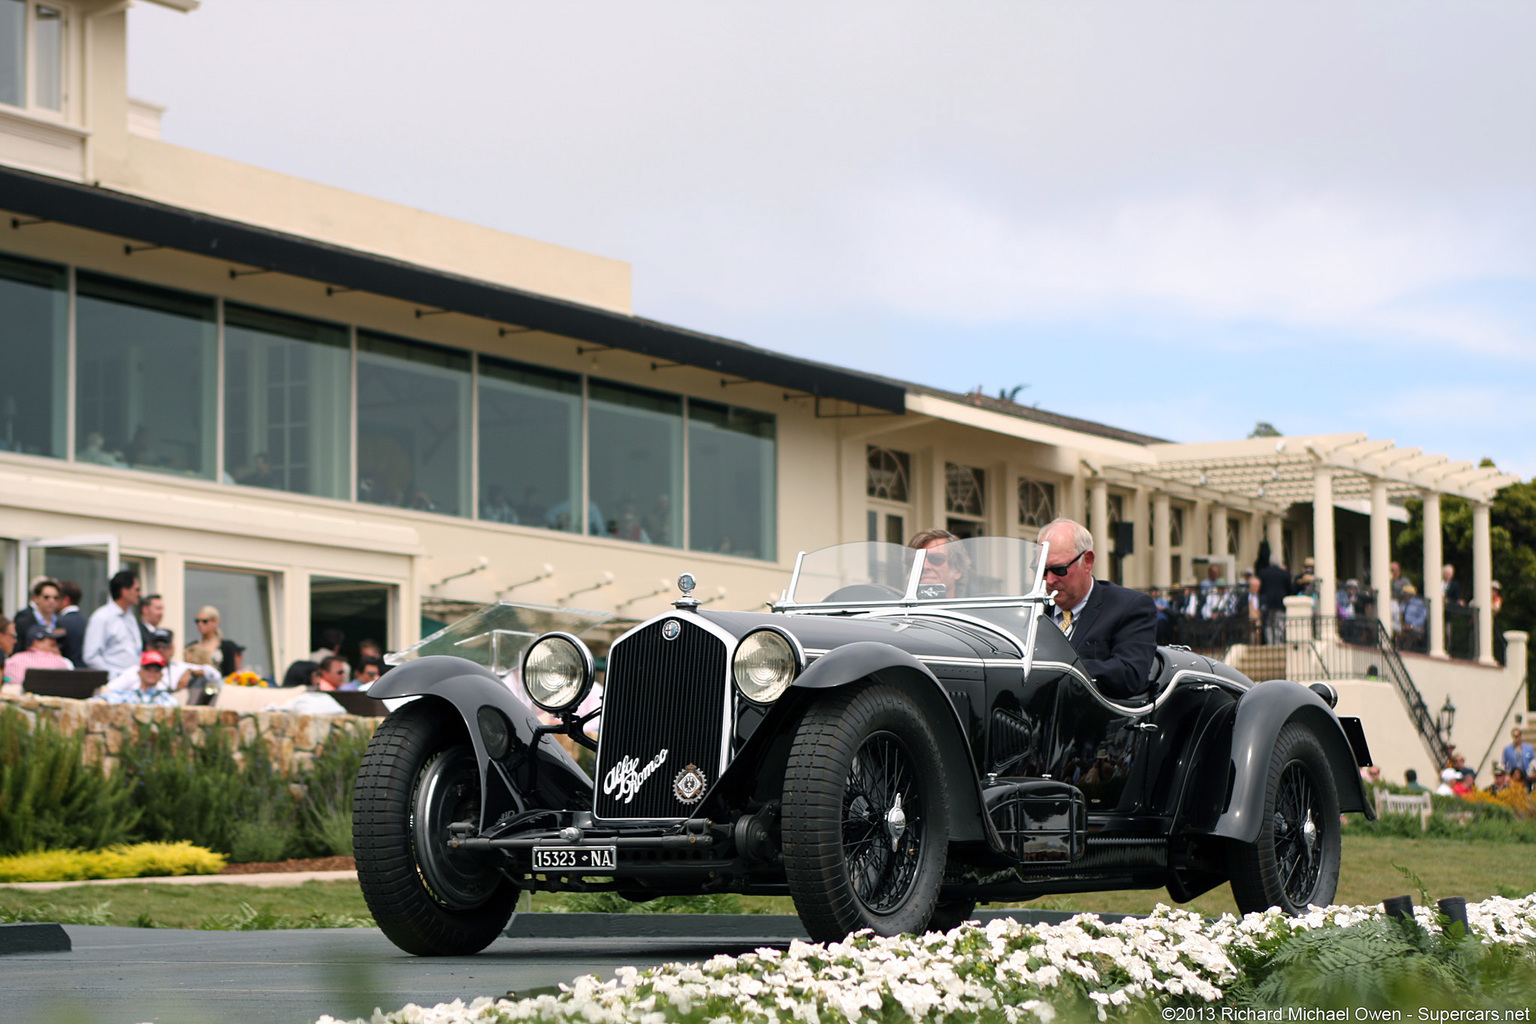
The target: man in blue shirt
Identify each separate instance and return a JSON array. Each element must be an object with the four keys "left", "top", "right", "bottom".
[
  {"left": 1502, "top": 727, "right": 1535, "bottom": 777},
  {"left": 83, "top": 570, "right": 143, "bottom": 675}
]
